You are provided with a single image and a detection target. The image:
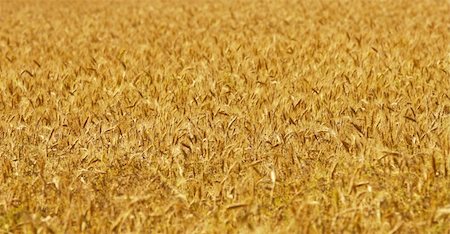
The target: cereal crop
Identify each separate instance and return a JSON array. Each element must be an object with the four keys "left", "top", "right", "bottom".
[{"left": 0, "top": 0, "right": 449, "bottom": 233}]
